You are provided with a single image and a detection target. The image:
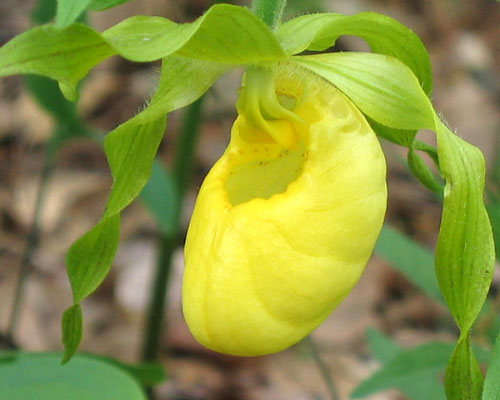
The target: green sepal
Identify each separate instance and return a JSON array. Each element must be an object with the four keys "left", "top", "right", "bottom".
[
  {"left": 0, "top": 23, "right": 114, "bottom": 100},
  {"left": 134, "top": 56, "right": 227, "bottom": 124},
  {"left": 61, "top": 304, "right": 83, "bottom": 364},
  {"left": 102, "top": 4, "right": 286, "bottom": 63},
  {"left": 293, "top": 53, "right": 435, "bottom": 130},
  {"left": 277, "top": 12, "right": 432, "bottom": 94}
]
